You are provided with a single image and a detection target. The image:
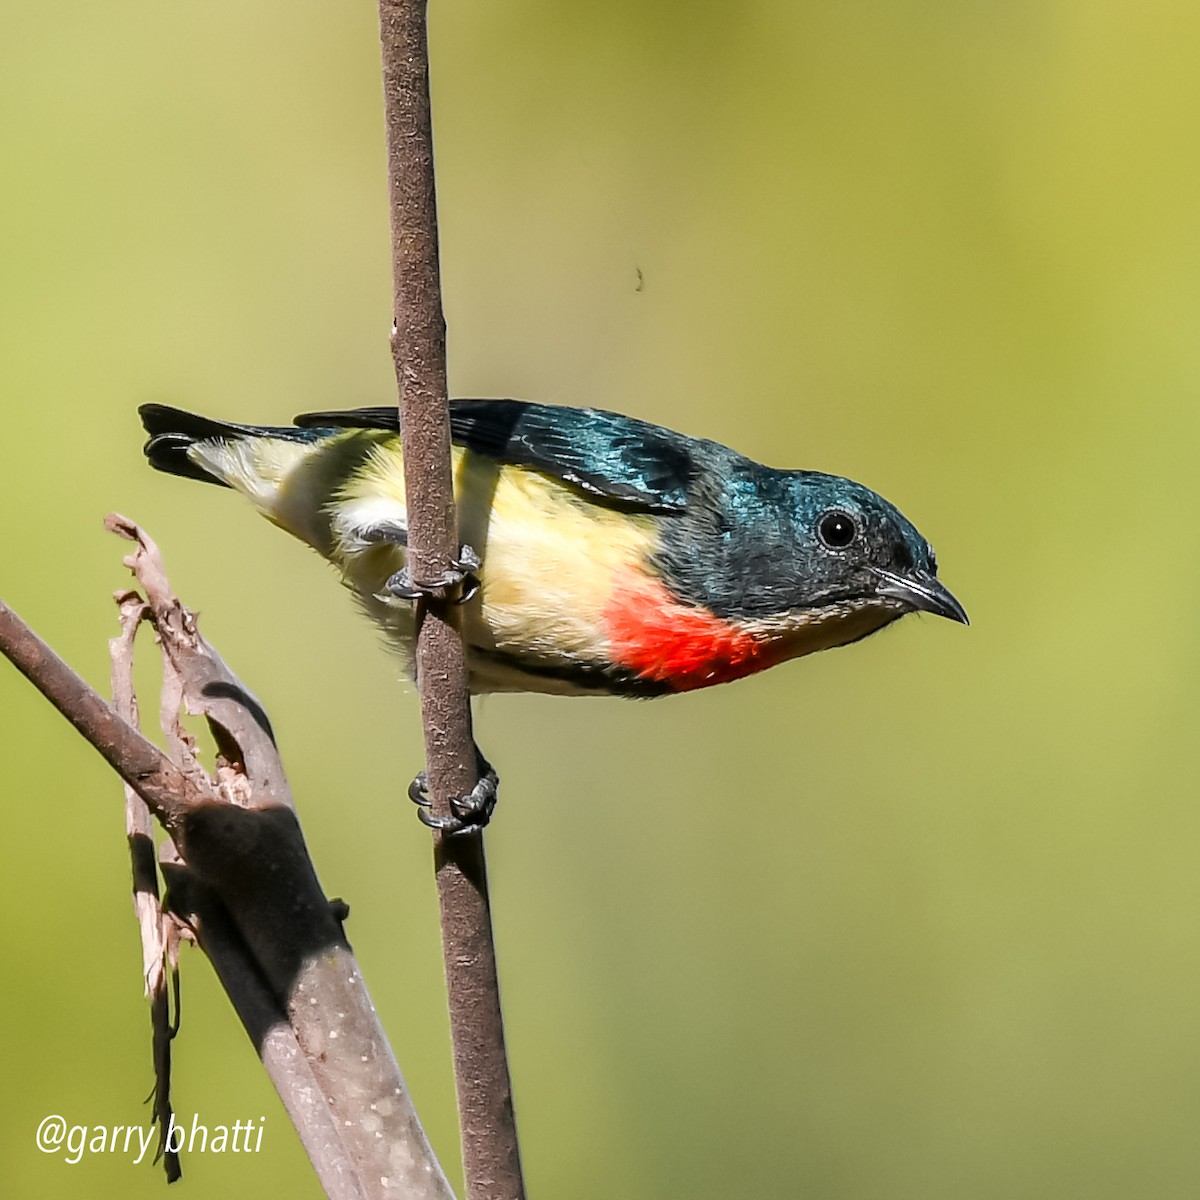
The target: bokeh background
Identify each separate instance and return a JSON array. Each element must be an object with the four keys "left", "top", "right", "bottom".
[{"left": 3, "top": 2, "right": 1199, "bottom": 1197}]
